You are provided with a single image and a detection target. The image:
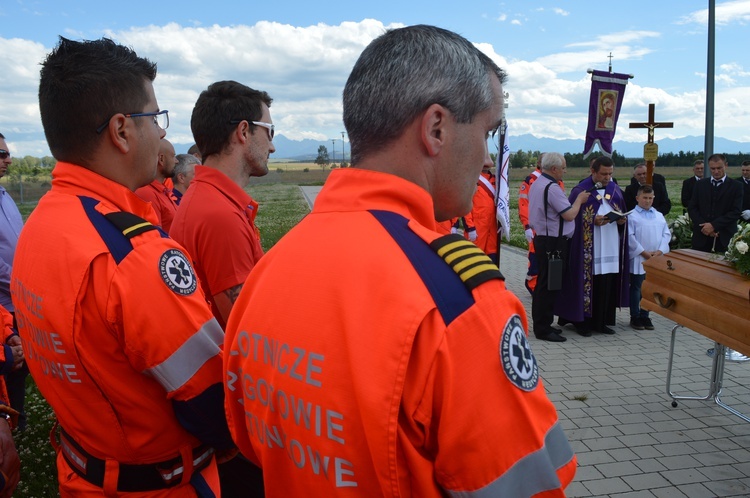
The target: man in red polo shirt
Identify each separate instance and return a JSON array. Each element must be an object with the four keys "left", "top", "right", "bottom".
[
  {"left": 135, "top": 138, "right": 177, "bottom": 231},
  {"left": 171, "top": 81, "right": 273, "bottom": 330},
  {"left": 170, "top": 81, "right": 273, "bottom": 496}
]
